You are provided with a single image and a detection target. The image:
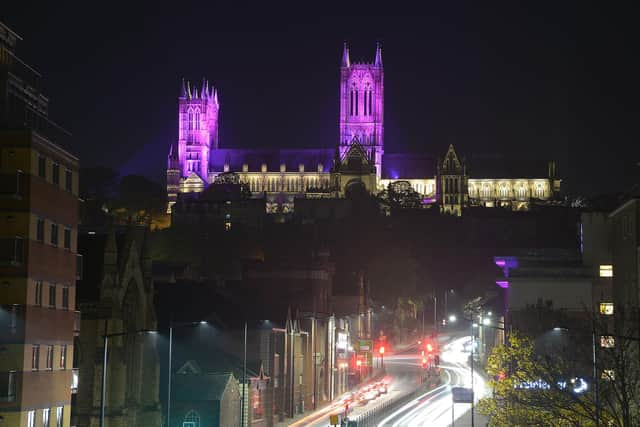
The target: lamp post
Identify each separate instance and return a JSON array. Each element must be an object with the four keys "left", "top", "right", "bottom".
[
  {"left": 167, "top": 320, "right": 208, "bottom": 427},
  {"left": 100, "top": 324, "right": 157, "bottom": 427},
  {"left": 379, "top": 345, "right": 385, "bottom": 370}
]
